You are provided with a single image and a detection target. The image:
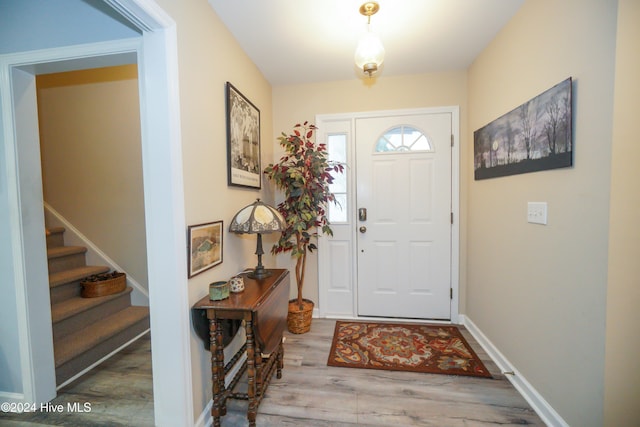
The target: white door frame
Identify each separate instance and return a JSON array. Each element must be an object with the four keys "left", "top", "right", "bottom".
[
  {"left": 317, "top": 107, "right": 460, "bottom": 323},
  {"left": 0, "top": 1, "right": 193, "bottom": 425}
]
